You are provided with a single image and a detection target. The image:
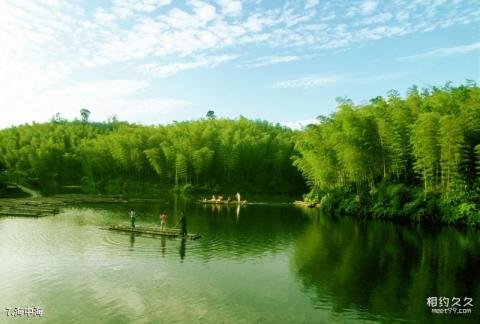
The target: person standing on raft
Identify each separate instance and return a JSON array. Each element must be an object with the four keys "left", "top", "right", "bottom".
[
  {"left": 160, "top": 210, "right": 168, "bottom": 230},
  {"left": 130, "top": 208, "right": 136, "bottom": 227},
  {"left": 176, "top": 212, "right": 187, "bottom": 237}
]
